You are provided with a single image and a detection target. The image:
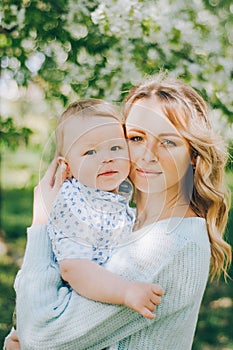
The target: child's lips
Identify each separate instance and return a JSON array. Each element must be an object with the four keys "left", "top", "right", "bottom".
[{"left": 98, "top": 170, "right": 118, "bottom": 177}]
